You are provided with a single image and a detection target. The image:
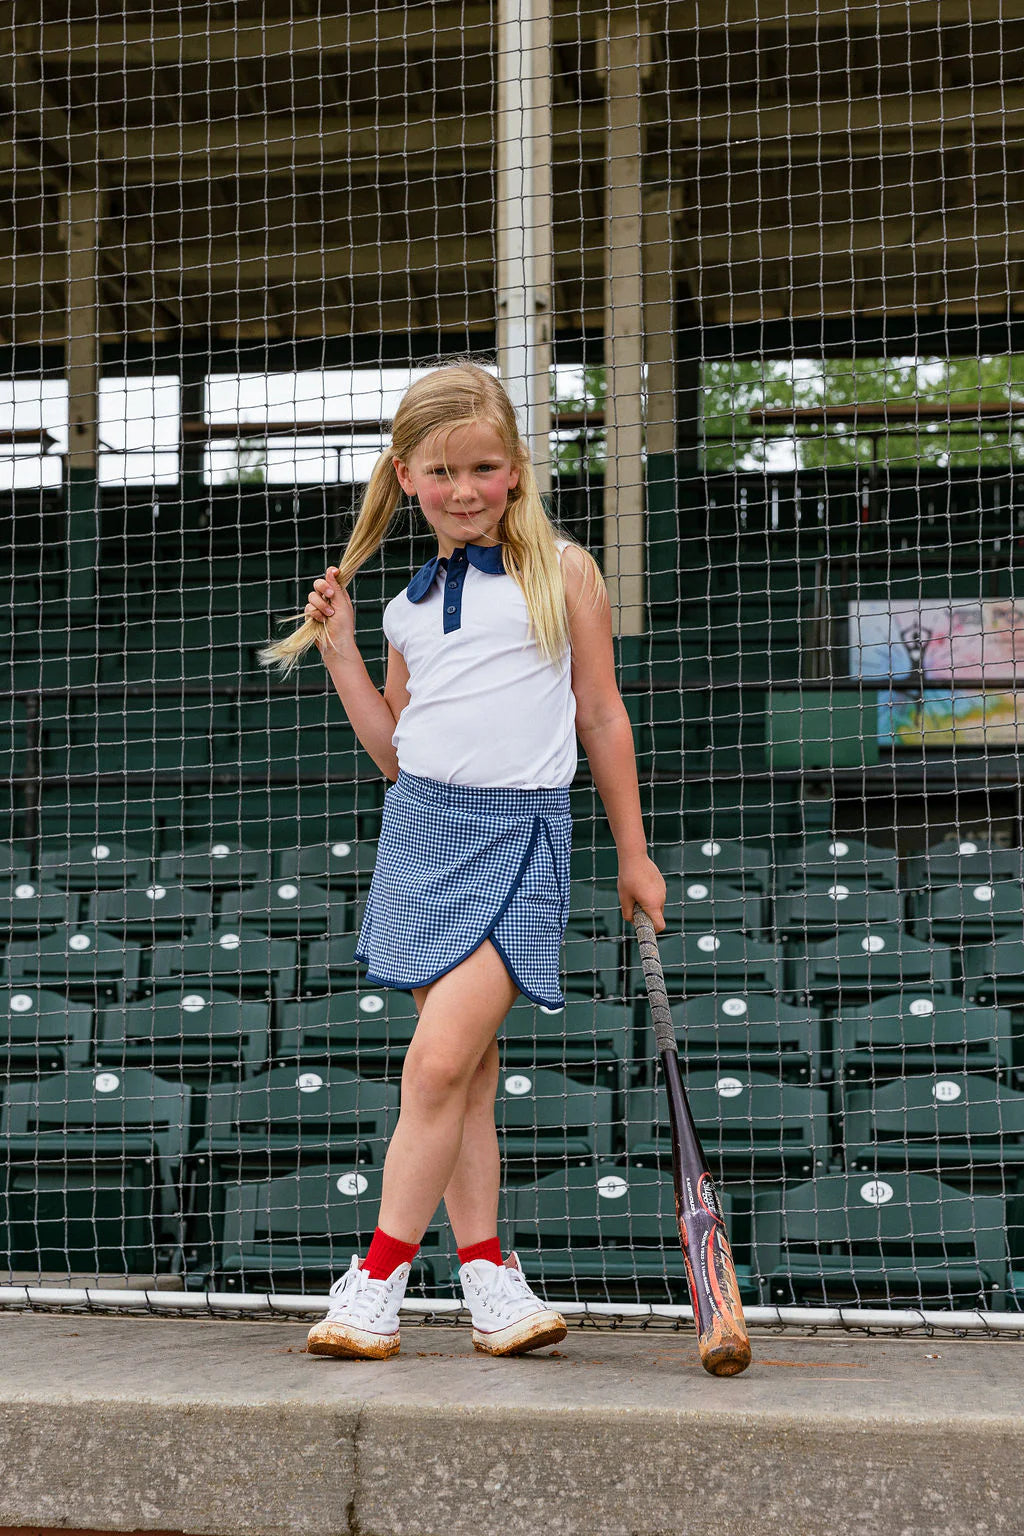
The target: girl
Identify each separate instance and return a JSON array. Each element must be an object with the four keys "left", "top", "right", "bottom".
[{"left": 260, "top": 361, "right": 666, "bottom": 1360}]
